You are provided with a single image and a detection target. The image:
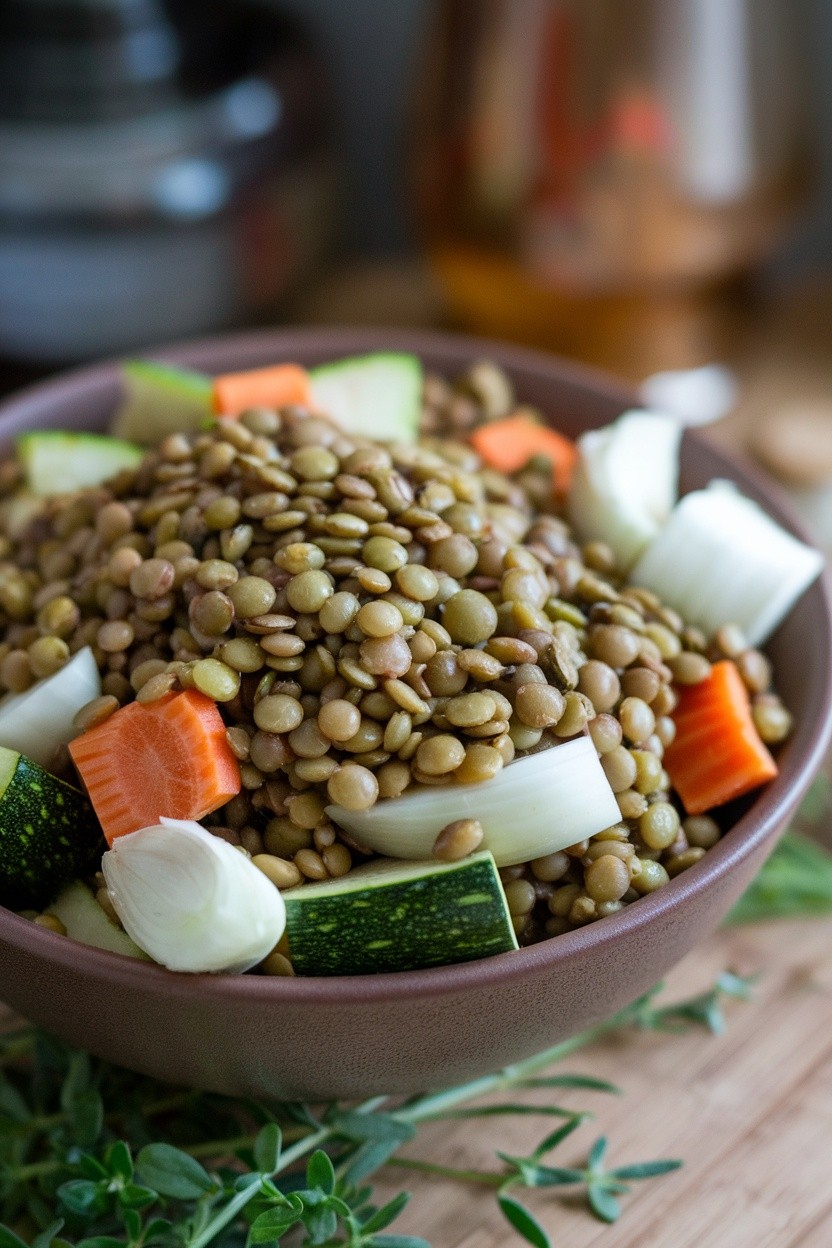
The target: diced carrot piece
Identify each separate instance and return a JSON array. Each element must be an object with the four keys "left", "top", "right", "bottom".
[
  {"left": 212, "top": 363, "right": 311, "bottom": 417},
  {"left": 663, "top": 660, "right": 778, "bottom": 816},
  {"left": 469, "top": 414, "right": 578, "bottom": 493},
  {"left": 69, "top": 690, "right": 241, "bottom": 844}
]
